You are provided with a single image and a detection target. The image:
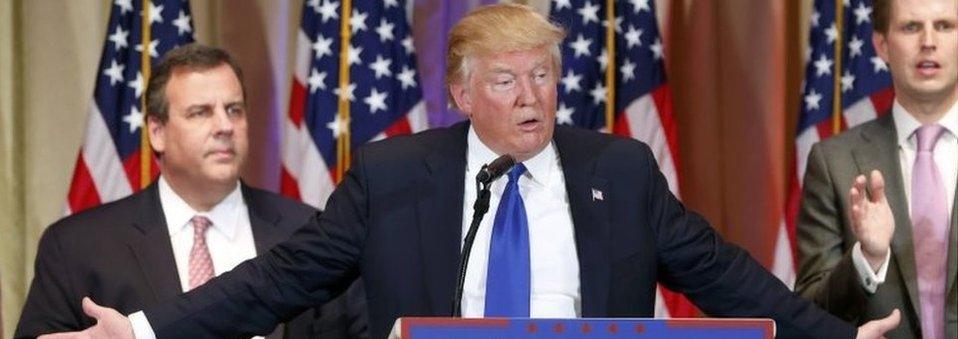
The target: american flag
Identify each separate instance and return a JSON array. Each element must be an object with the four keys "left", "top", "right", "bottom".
[
  {"left": 549, "top": 0, "right": 693, "bottom": 317},
  {"left": 65, "top": 0, "right": 195, "bottom": 214},
  {"left": 281, "top": 0, "right": 428, "bottom": 208},
  {"left": 775, "top": 0, "right": 894, "bottom": 288}
]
